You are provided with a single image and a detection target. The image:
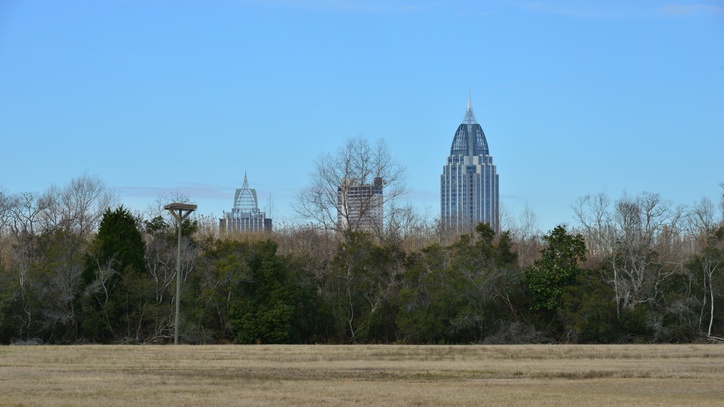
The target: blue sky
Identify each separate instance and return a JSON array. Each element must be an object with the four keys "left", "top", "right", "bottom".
[{"left": 1, "top": 0, "right": 722, "bottom": 232}]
